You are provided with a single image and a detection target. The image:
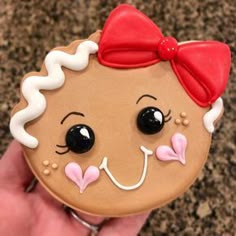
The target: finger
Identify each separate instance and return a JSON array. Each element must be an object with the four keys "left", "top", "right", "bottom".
[
  {"left": 34, "top": 181, "right": 105, "bottom": 226},
  {"left": 35, "top": 179, "right": 106, "bottom": 225},
  {"left": 0, "top": 140, "right": 33, "bottom": 189},
  {"left": 33, "top": 181, "right": 62, "bottom": 209},
  {"left": 35, "top": 185, "right": 99, "bottom": 235},
  {"left": 27, "top": 183, "right": 89, "bottom": 236},
  {"left": 98, "top": 212, "right": 150, "bottom": 236},
  {"left": 32, "top": 179, "right": 105, "bottom": 227},
  {"left": 75, "top": 211, "right": 106, "bottom": 225},
  {"left": 69, "top": 209, "right": 104, "bottom": 236}
]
